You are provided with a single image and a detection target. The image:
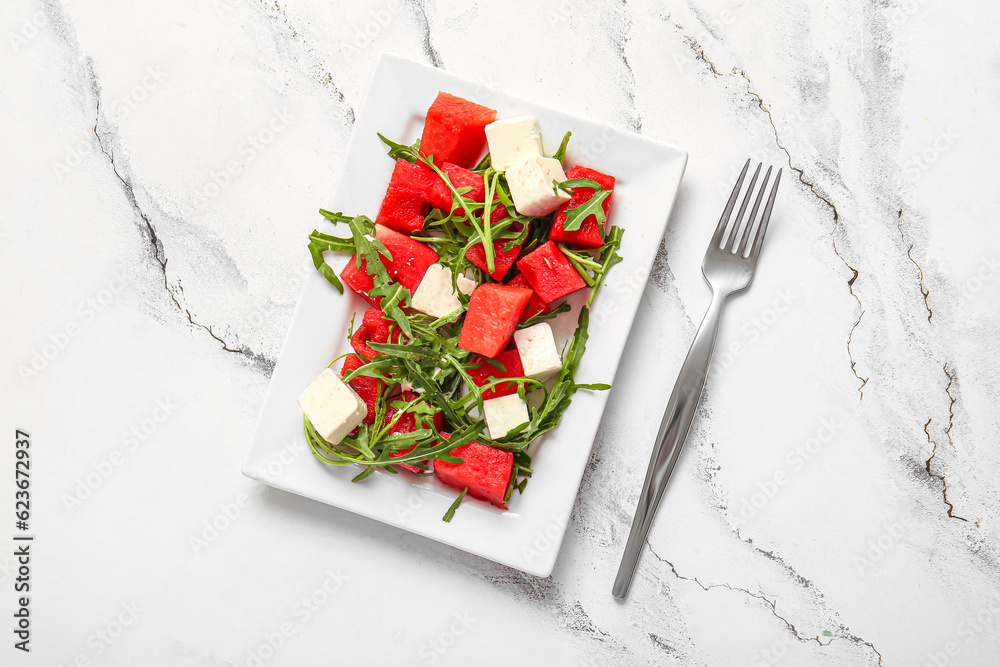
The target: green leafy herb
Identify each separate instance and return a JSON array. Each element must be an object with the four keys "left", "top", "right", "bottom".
[
  {"left": 553, "top": 225, "right": 625, "bottom": 305},
  {"left": 479, "top": 170, "right": 501, "bottom": 272},
  {"left": 560, "top": 188, "right": 610, "bottom": 232},
  {"left": 589, "top": 225, "right": 625, "bottom": 306},
  {"left": 307, "top": 232, "right": 347, "bottom": 292},
  {"left": 556, "top": 178, "right": 602, "bottom": 193},
  {"left": 319, "top": 209, "right": 356, "bottom": 225},
  {"left": 504, "top": 450, "right": 533, "bottom": 503},
  {"left": 520, "top": 301, "right": 572, "bottom": 328},
  {"left": 442, "top": 487, "right": 468, "bottom": 522},
  {"left": 377, "top": 133, "right": 421, "bottom": 162},
  {"left": 552, "top": 131, "right": 572, "bottom": 163},
  {"left": 307, "top": 209, "right": 362, "bottom": 292},
  {"left": 346, "top": 215, "right": 413, "bottom": 336}
]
